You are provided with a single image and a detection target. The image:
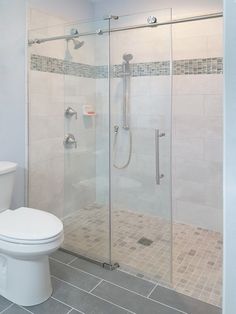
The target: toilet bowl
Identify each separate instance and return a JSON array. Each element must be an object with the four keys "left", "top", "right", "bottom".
[{"left": 0, "top": 162, "right": 64, "bottom": 306}]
